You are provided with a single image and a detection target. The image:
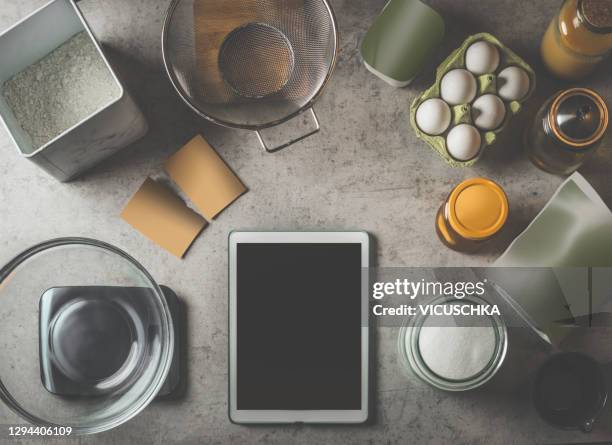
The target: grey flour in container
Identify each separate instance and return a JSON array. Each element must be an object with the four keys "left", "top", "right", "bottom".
[{"left": 1, "top": 32, "right": 120, "bottom": 152}]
